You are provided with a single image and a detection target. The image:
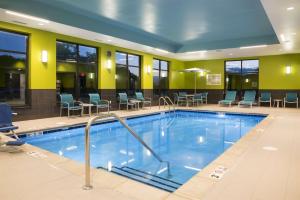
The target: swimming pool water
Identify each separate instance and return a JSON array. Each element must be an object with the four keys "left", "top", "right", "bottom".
[{"left": 23, "top": 111, "right": 265, "bottom": 185}]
